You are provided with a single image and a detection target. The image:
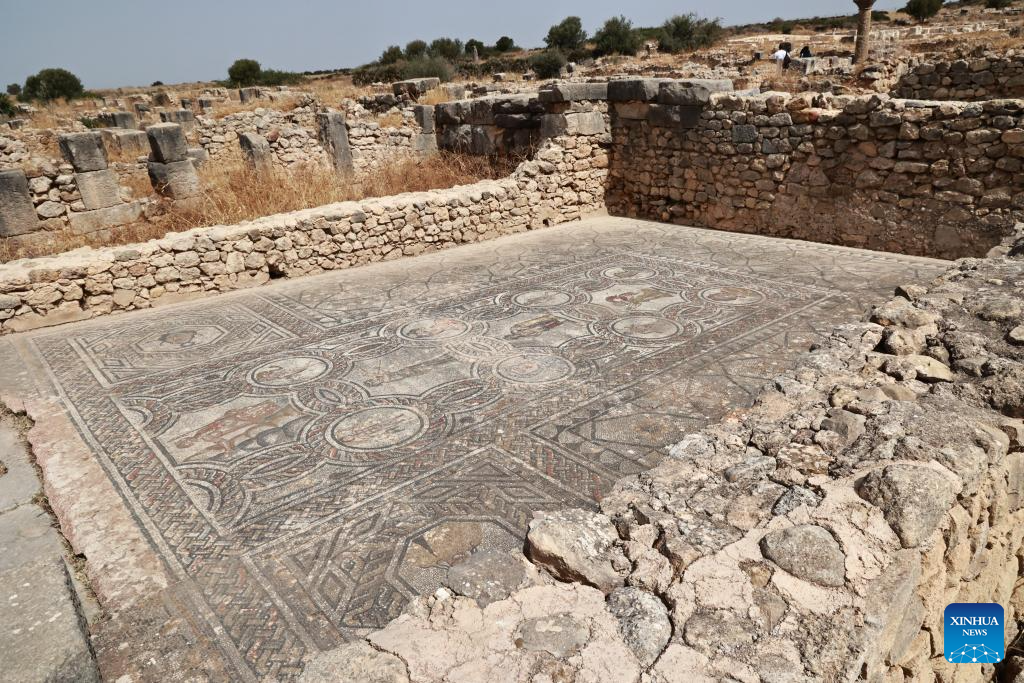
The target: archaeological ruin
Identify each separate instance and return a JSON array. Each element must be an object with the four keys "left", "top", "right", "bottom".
[{"left": 2, "top": 5, "right": 1024, "bottom": 682}]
